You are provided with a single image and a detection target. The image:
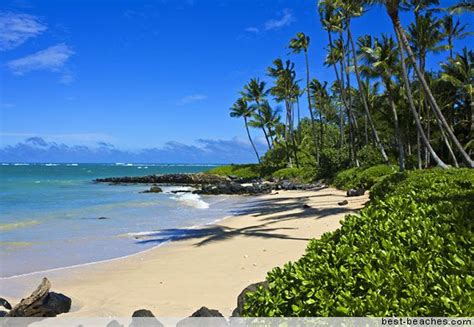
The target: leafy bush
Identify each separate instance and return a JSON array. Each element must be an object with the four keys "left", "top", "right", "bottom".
[
  {"left": 242, "top": 169, "right": 474, "bottom": 317},
  {"left": 206, "top": 164, "right": 262, "bottom": 179},
  {"left": 318, "top": 147, "right": 351, "bottom": 179},
  {"left": 332, "top": 167, "right": 361, "bottom": 190},
  {"left": 332, "top": 164, "right": 397, "bottom": 190},
  {"left": 357, "top": 145, "right": 385, "bottom": 167},
  {"left": 272, "top": 167, "right": 318, "bottom": 183},
  {"left": 357, "top": 164, "right": 397, "bottom": 189}
]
